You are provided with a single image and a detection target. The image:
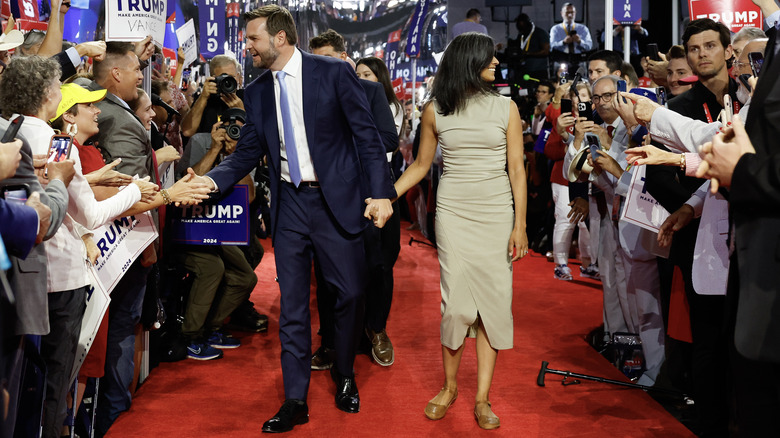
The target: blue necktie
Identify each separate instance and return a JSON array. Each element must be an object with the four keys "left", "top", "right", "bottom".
[{"left": 277, "top": 71, "right": 301, "bottom": 187}]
